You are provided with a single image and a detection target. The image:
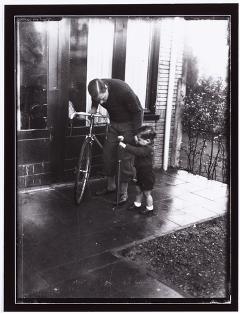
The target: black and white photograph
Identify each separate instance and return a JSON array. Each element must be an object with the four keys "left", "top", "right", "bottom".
[{"left": 4, "top": 2, "right": 238, "bottom": 311}]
